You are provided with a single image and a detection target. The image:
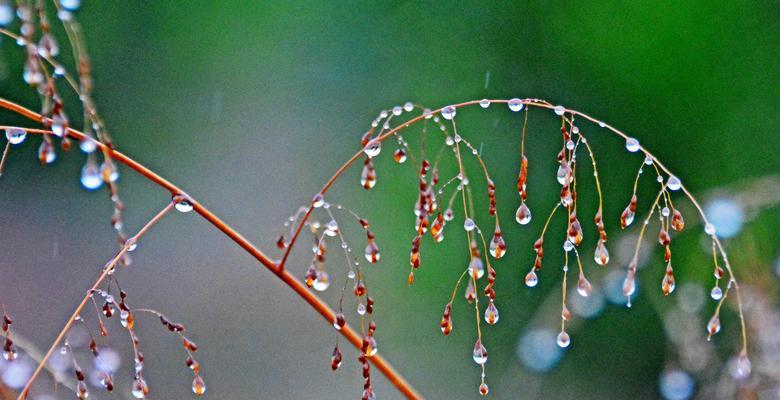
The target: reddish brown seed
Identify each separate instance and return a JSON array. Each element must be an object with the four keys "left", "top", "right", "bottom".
[
  {"left": 671, "top": 209, "right": 685, "bottom": 232},
  {"left": 183, "top": 337, "right": 199, "bottom": 352},
  {"left": 331, "top": 346, "right": 343, "bottom": 370},
  {"left": 275, "top": 235, "right": 287, "bottom": 249}
]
